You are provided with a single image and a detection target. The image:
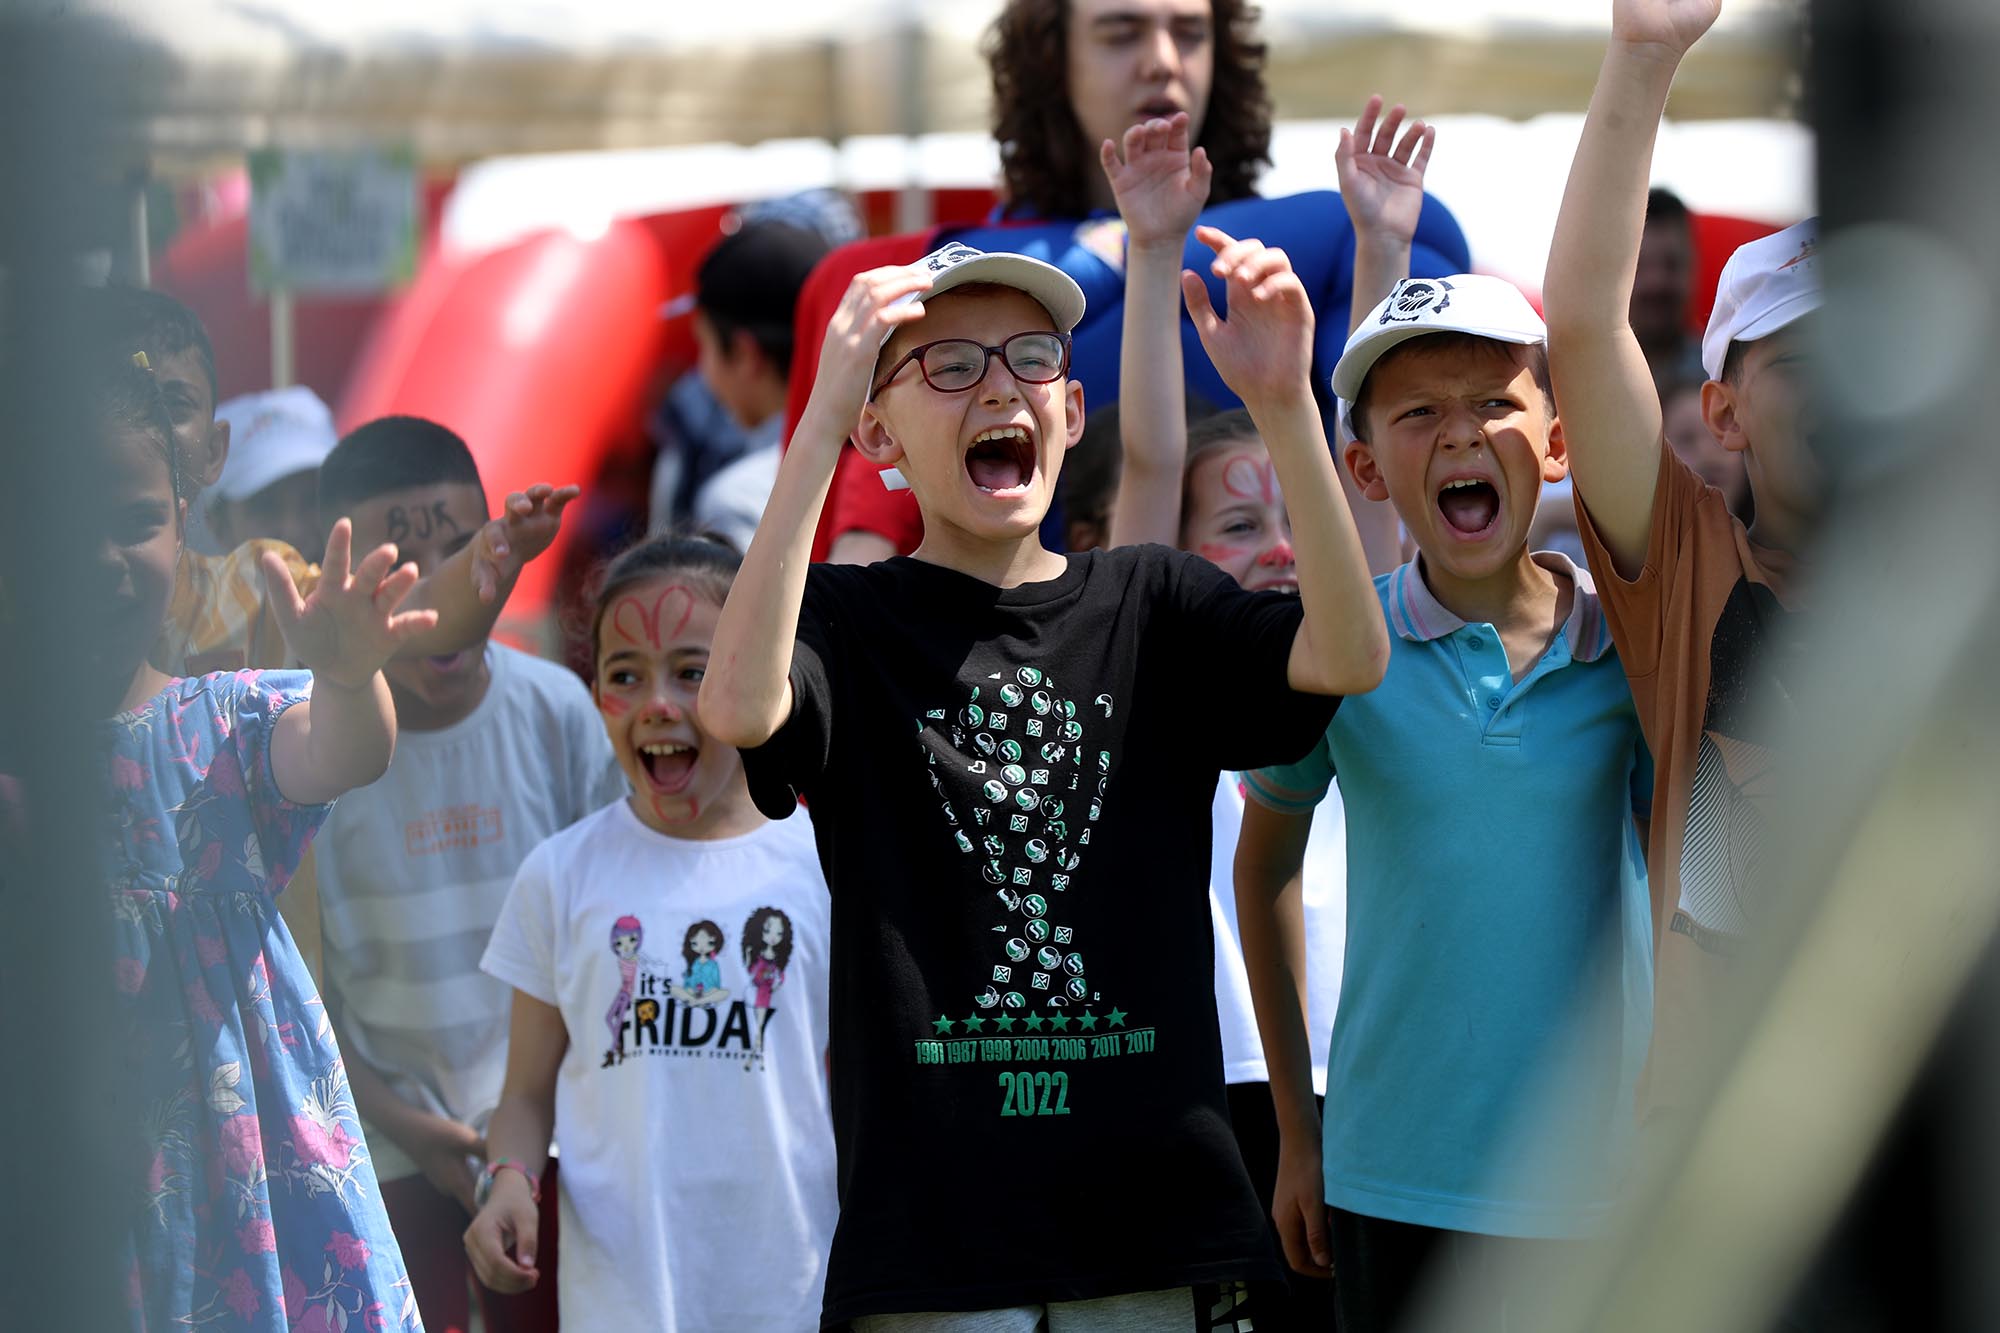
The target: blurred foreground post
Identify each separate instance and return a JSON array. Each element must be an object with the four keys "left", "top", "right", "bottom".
[{"left": 0, "top": 12, "right": 140, "bottom": 1331}]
